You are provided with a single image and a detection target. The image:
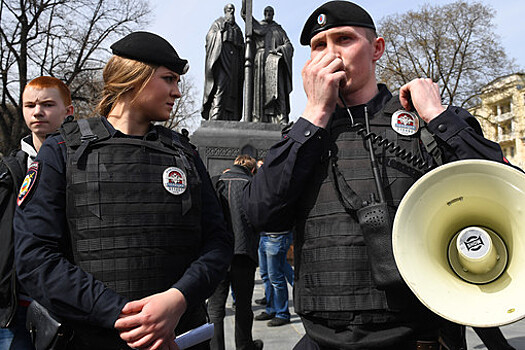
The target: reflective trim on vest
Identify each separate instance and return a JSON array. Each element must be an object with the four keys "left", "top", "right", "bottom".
[
  {"left": 63, "top": 119, "right": 202, "bottom": 300},
  {"left": 295, "top": 98, "right": 422, "bottom": 317}
]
